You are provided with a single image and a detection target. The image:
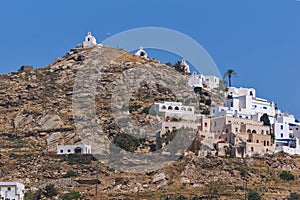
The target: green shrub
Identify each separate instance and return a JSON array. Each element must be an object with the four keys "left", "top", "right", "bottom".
[
  {"left": 113, "top": 133, "right": 145, "bottom": 152},
  {"left": 62, "top": 191, "right": 80, "bottom": 200},
  {"left": 205, "top": 99, "right": 212, "bottom": 106},
  {"left": 43, "top": 184, "right": 58, "bottom": 197},
  {"left": 63, "top": 170, "right": 78, "bottom": 178},
  {"left": 247, "top": 190, "right": 261, "bottom": 200},
  {"left": 201, "top": 109, "right": 210, "bottom": 115},
  {"left": 177, "top": 195, "right": 188, "bottom": 200},
  {"left": 288, "top": 192, "right": 300, "bottom": 200},
  {"left": 24, "top": 190, "right": 42, "bottom": 200},
  {"left": 67, "top": 154, "right": 92, "bottom": 165},
  {"left": 279, "top": 171, "right": 295, "bottom": 181},
  {"left": 194, "top": 87, "right": 202, "bottom": 94}
]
